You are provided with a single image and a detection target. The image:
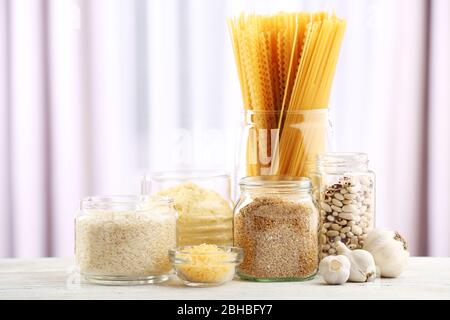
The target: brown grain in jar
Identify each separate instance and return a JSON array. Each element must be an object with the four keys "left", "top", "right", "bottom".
[{"left": 234, "top": 177, "right": 319, "bottom": 281}]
